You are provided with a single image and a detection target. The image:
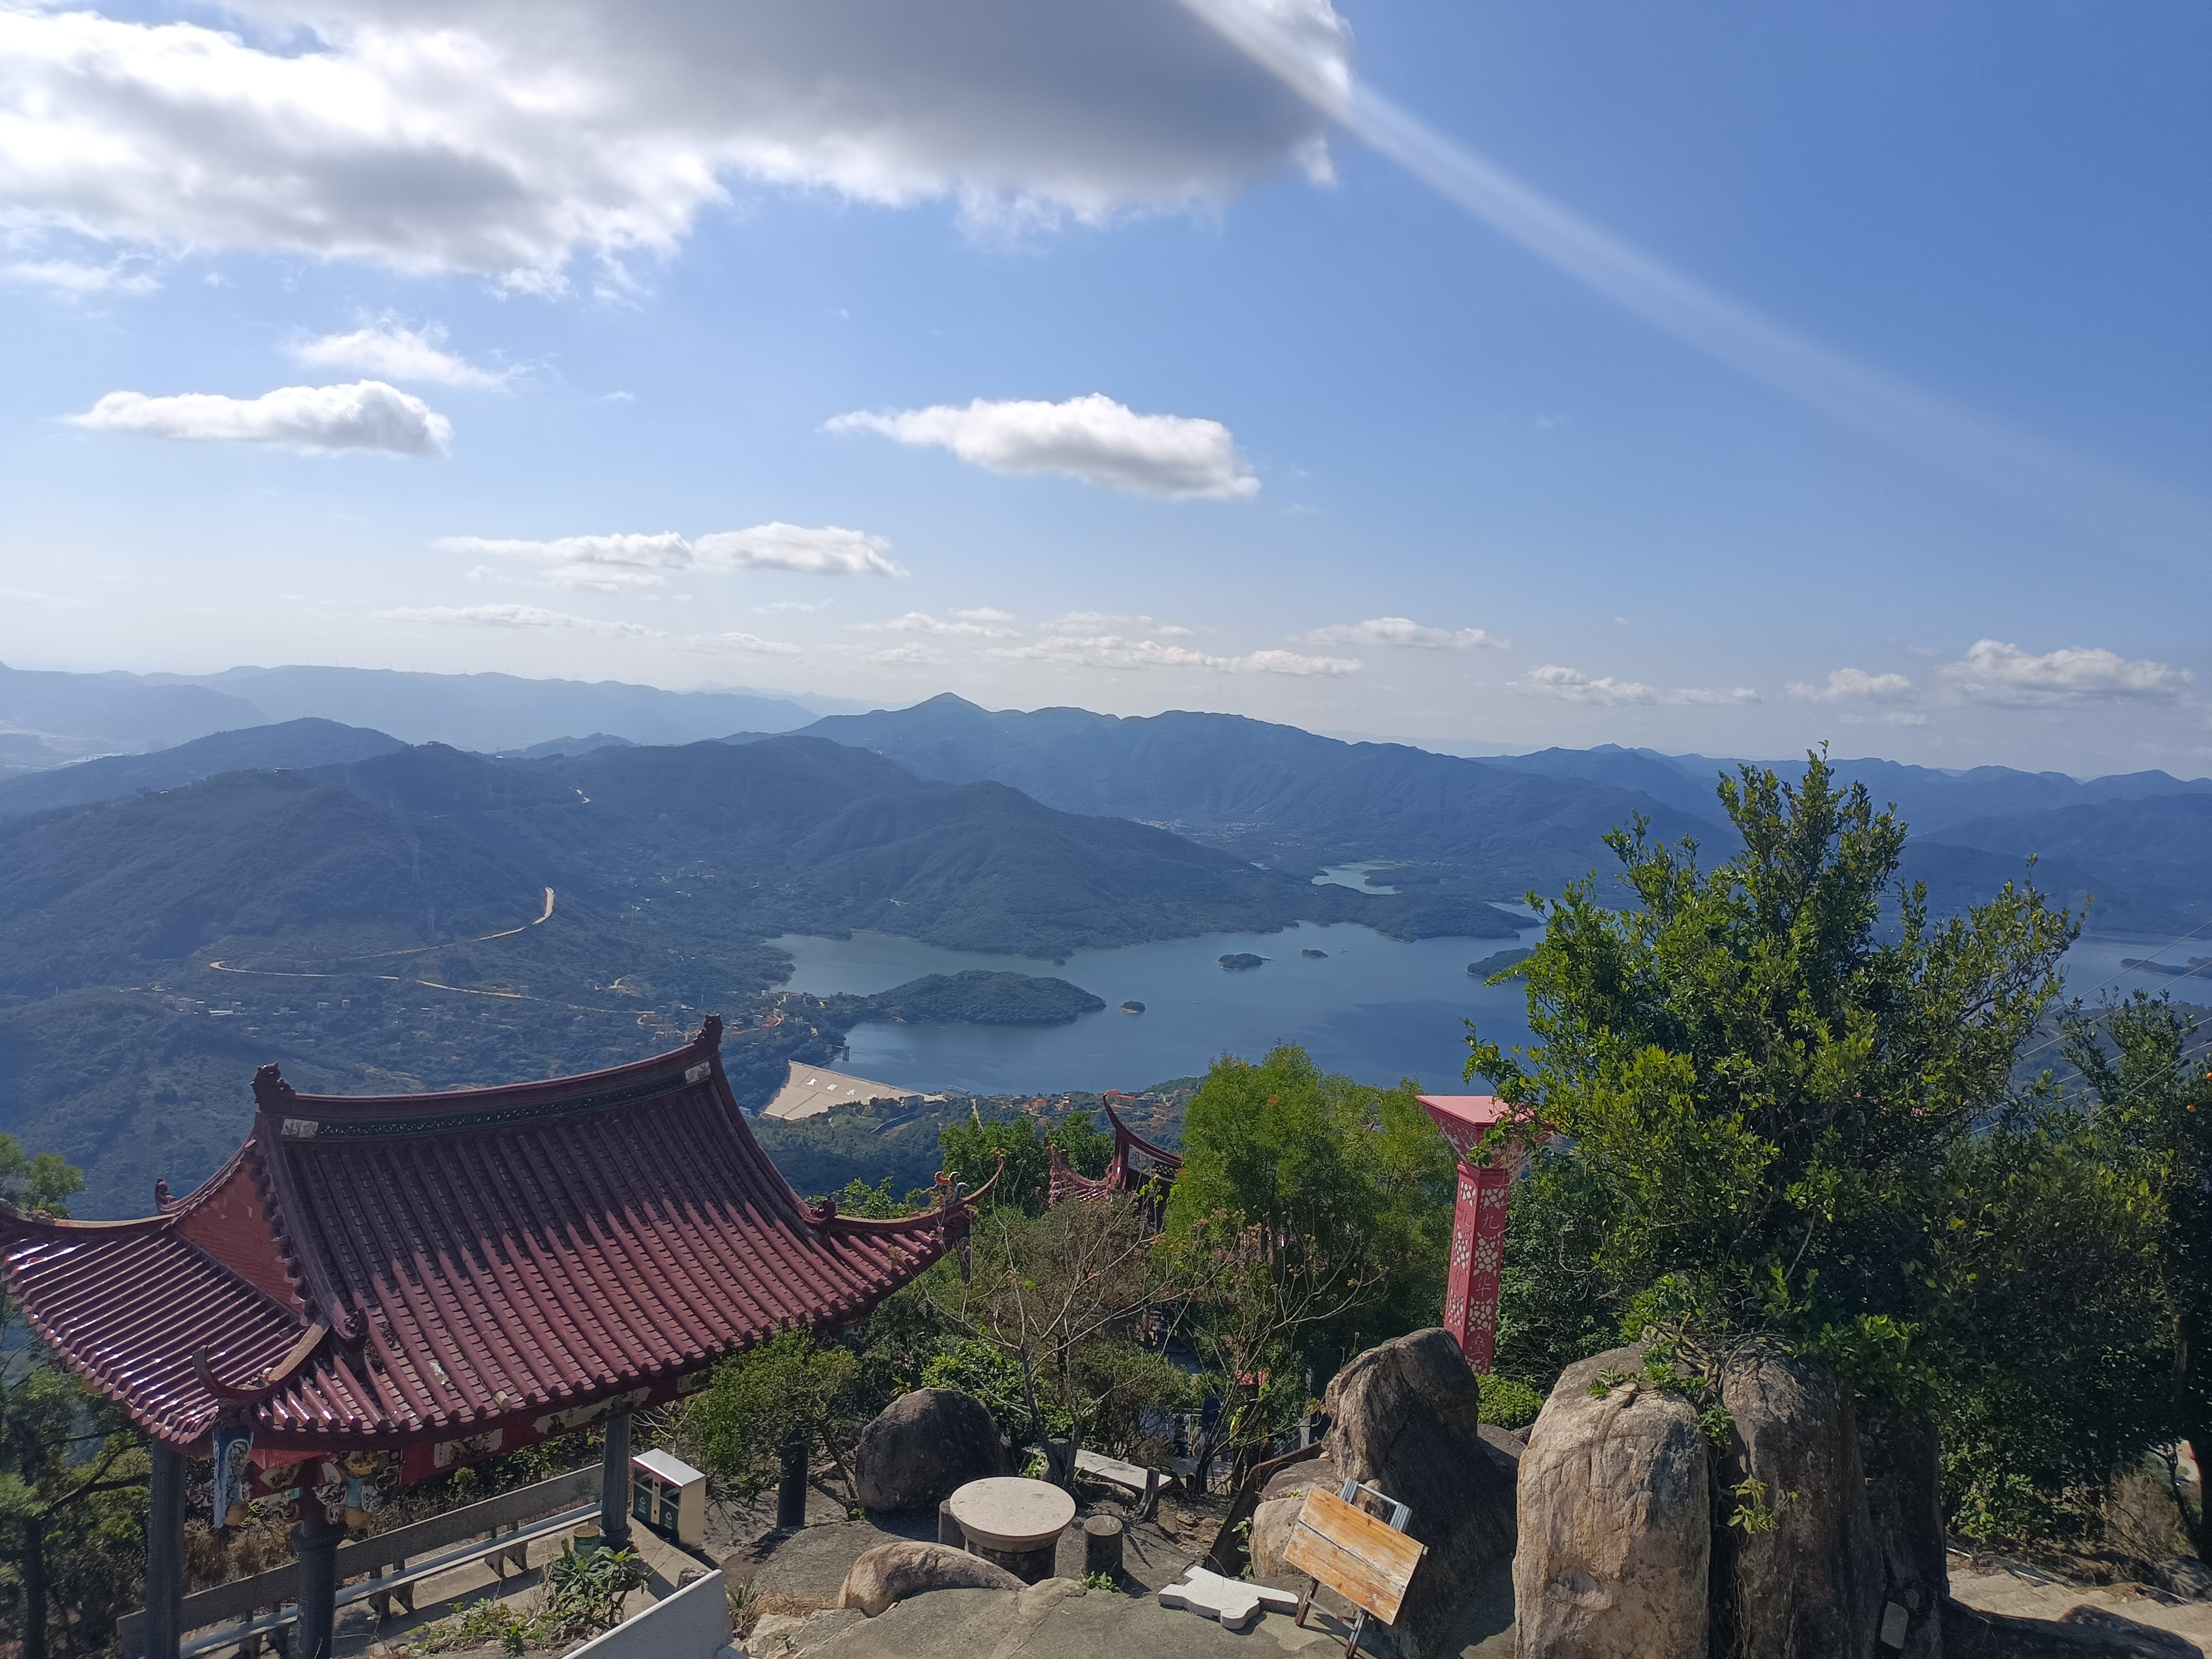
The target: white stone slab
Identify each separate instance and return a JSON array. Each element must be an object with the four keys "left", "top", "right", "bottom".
[{"left": 1157, "top": 1567, "right": 1292, "bottom": 1633}]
